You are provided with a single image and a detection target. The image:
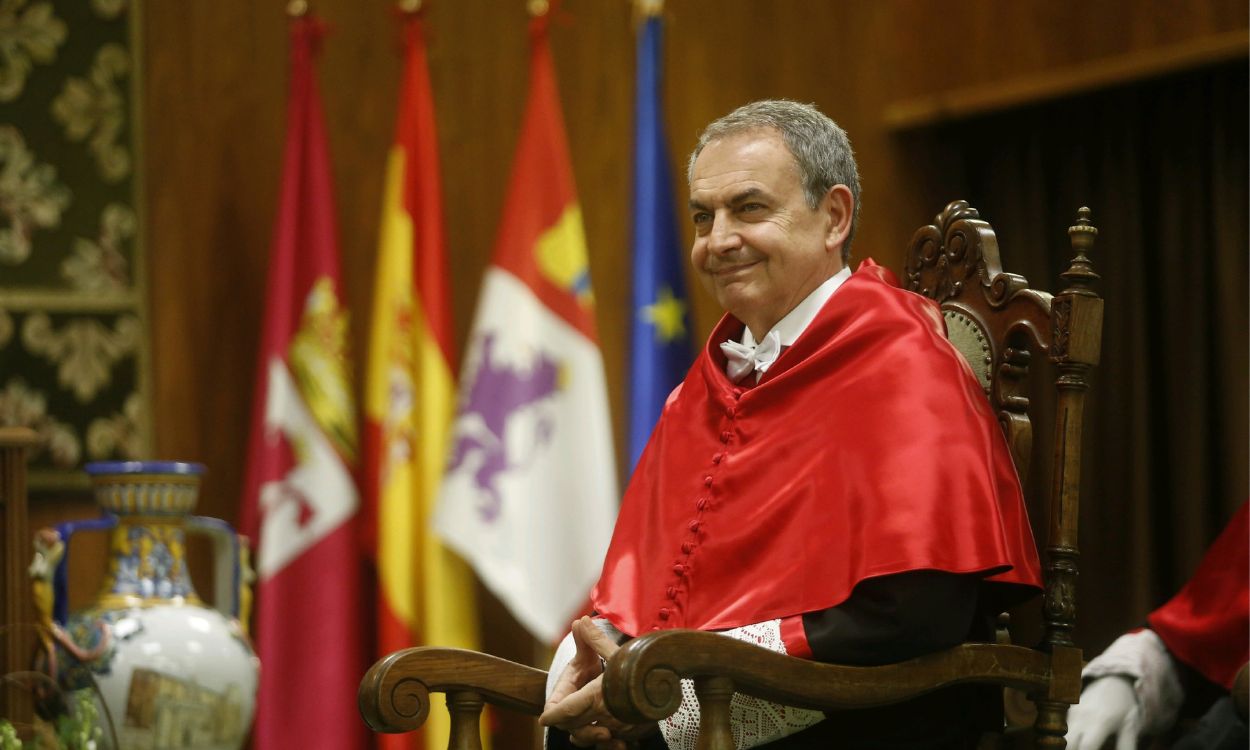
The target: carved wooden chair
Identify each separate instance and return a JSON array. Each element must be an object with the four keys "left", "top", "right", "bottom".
[{"left": 359, "top": 201, "right": 1104, "bottom": 750}]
